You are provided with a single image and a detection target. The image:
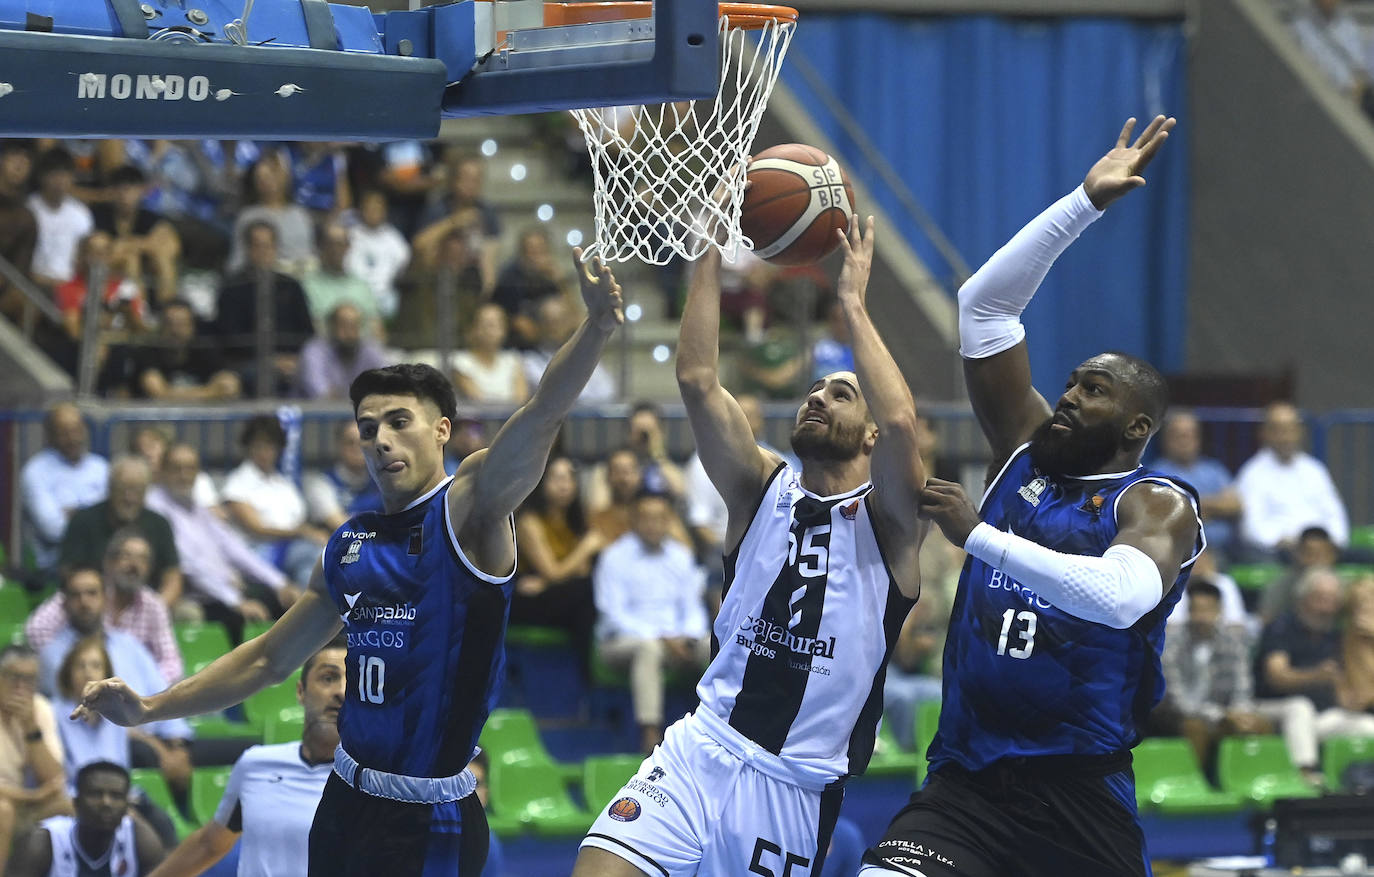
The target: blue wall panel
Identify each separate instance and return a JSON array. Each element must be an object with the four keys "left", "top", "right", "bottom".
[{"left": 781, "top": 15, "right": 1189, "bottom": 397}]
